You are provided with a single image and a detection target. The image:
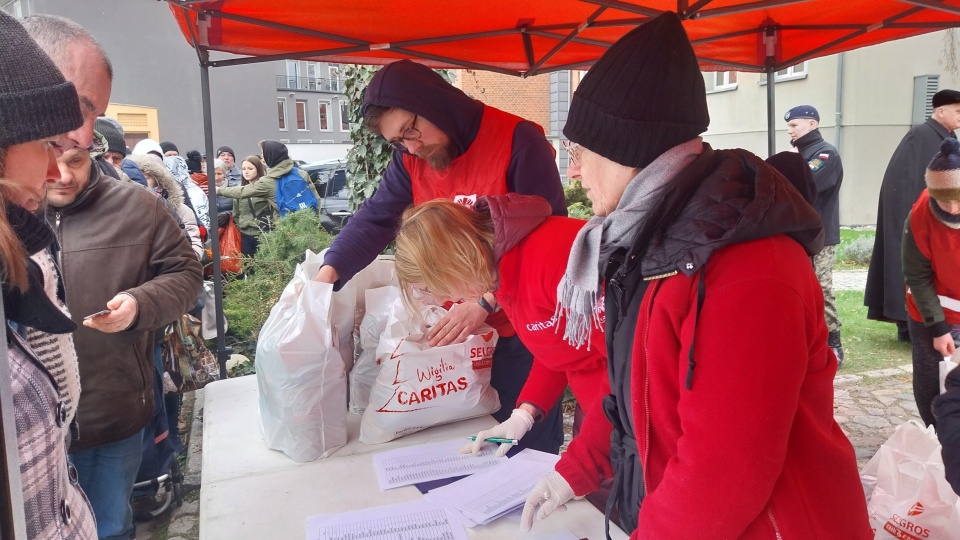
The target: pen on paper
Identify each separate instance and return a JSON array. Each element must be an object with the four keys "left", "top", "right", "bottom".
[{"left": 467, "top": 436, "right": 519, "bottom": 445}]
